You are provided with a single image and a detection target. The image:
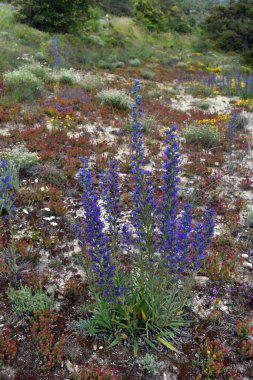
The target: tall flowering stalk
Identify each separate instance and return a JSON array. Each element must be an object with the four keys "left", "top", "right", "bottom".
[
  {"left": 0, "top": 160, "right": 18, "bottom": 274},
  {"left": 0, "top": 160, "right": 17, "bottom": 221},
  {"left": 77, "top": 157, "right": 115, "bottom": 301},
  {"left": 74, "top": 80, "right": 214, "bottom": 354},
  {"left": 130, "top": 80, "right": 157, "bottom": 300},
  {"left": 227, "top": 112, "right": 237, "bottom": 152},
  {"left": 159, "top": 127, "right": 180, "bottom": 271}
]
